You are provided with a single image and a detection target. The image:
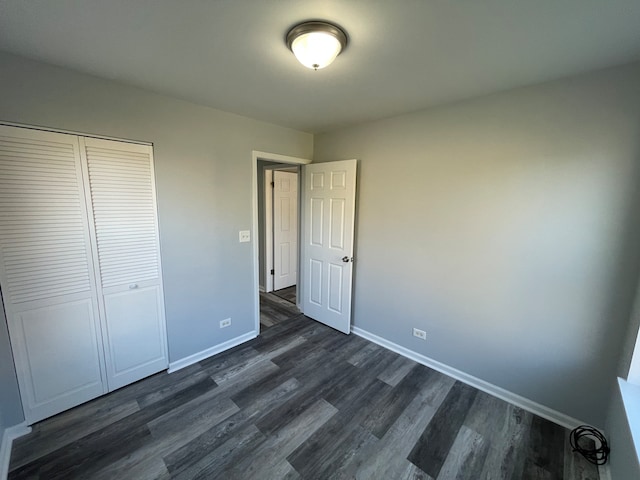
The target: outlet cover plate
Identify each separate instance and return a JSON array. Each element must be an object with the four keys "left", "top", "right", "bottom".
[{"left": 413, "top": 328, "right": 427, "bottom": 340}]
